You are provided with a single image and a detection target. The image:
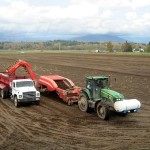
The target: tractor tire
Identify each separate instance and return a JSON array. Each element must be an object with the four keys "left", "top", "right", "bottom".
[
  {"left": 96, "top": 101, "right": 109, "bottom": 120},
  {"left": 1, "top": 89, "right": 6, "bottom": 99},
  {"left": 78, "top": 93, "right": 89, "bottom": 112},
  {"left": 14, "top": 96, "right": 20, "bottom": 108},
  {"left": 120, "top": 112, "right": 128, "bottom": 116}
]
